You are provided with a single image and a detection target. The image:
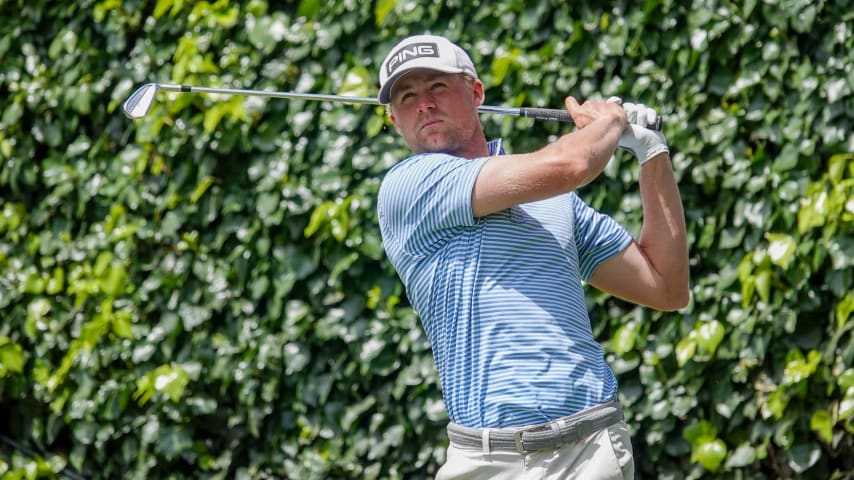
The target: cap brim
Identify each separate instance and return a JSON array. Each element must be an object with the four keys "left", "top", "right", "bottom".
[{"left": 378, "top": 64, "right": 467, "bottom": 104}]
